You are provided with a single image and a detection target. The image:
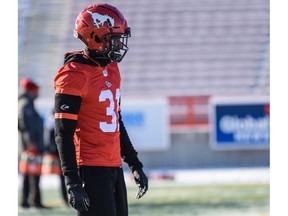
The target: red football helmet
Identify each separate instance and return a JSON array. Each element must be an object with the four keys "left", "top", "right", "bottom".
[{"left": 74, "top": 4, "right": 131, "bottom": 62}]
